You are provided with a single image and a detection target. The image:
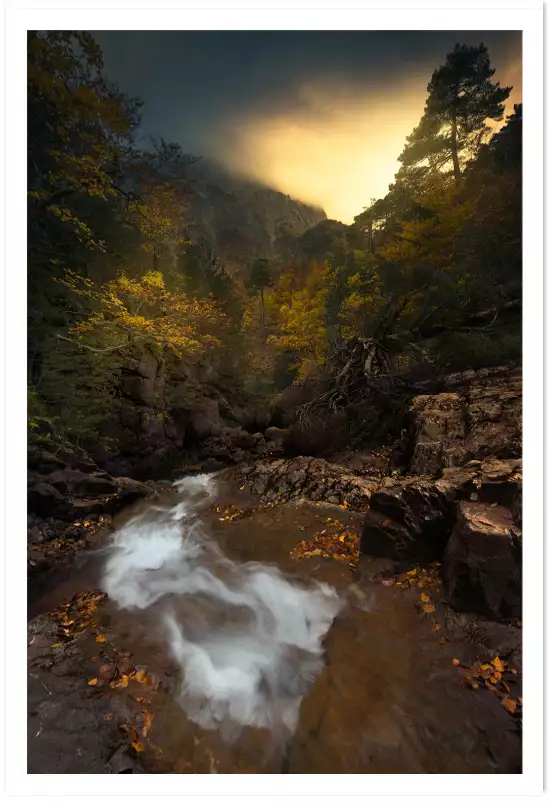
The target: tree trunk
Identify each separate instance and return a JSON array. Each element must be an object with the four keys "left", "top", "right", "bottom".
[
  {"left": 260, "top": 287, "right": 265, "bottom": 329},
  {"left": 450, "top": 111, "right": 461, "bottom": 188}
]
